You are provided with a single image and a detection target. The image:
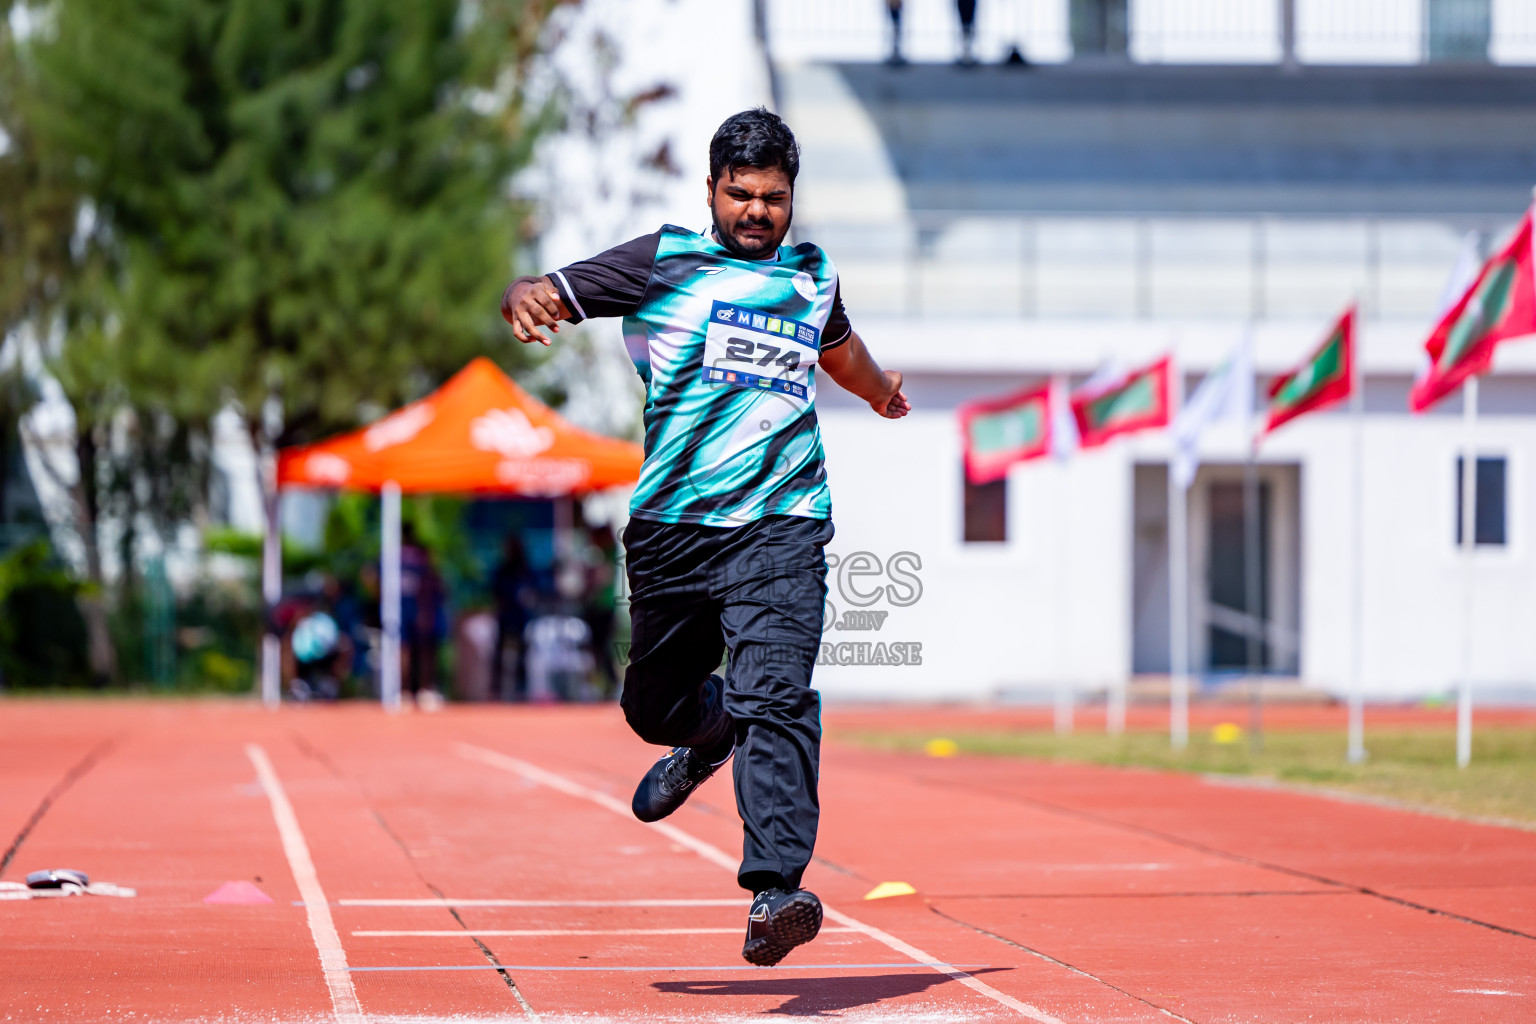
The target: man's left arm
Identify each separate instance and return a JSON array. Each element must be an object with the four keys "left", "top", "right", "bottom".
[{"left": 819, "top": 332, "right": 909, "bottom": 419}]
